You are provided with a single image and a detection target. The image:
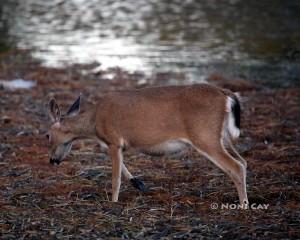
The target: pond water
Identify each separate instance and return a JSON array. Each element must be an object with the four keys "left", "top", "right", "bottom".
[{"left": 1, "top": 0, "right": 300, "bottom": 86}]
